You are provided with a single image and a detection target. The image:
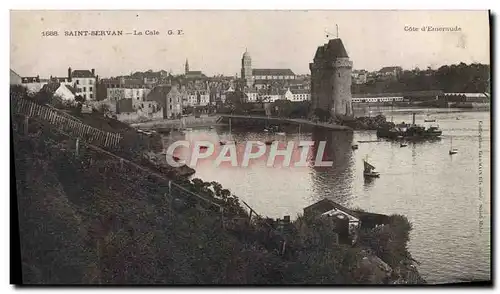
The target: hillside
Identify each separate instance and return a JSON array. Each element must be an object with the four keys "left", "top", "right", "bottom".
[
  {"left": 12, "top": 105, "right": 425, "bottom": 284},
  {"left": 352, "top": 63, "right": 490, "bottom": 94}
]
